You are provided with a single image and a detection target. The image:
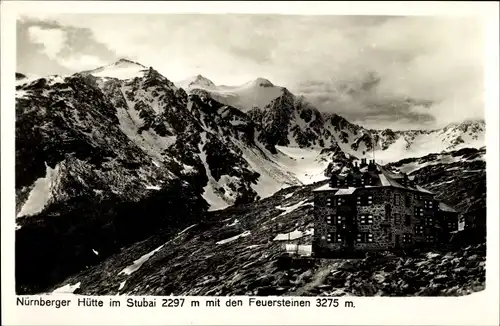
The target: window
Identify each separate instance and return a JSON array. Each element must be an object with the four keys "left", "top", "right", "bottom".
[
  {"left": 337, "top": 197, "right": 344, "bottom": 206},
  {"left": 356, "top": 195, "right": 373, "bottom": 206},
  {"left": 404, "top": 214, "right": 412, "bottom": 226},
  {"left": 447, "top": 222, "right": 457, "bottom": 230},
  {"left": 425, "top": 235, "right": 435, "bottom": 243},
  {"left": 394, "top": 213, "right": 401, "bottom": 225},
  {"left": 424, "top": 200, "right": 433, "bottom": 209},
  {"left": 414, "top": 207, "right": 424, "bottom": 217},
  {"left": 326, "top": 197, "right": 332, "bottom": 207},
  {"left": 402, "top": 233, "right": 412, "bottom": 244},
  {"left": 359, "top": 214, "right": 373, "bottom": 225},
  {"left": 415, "top": 224, "right": 424, "bottom": 236},
  {"left": 356, "top": 232, "right": 373, "bottom": 243},
  {"left": 327, "top": 232, "right": 343, "bottom": 243},
  {"left": 394, "top": 194, "right": 401, "bottom": 206},
  {"left": 329, "top": 215, "right": 347, "bottom": 227},
  {"left": 425, "top": 216, "right": 434, "bottom": 226}
]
